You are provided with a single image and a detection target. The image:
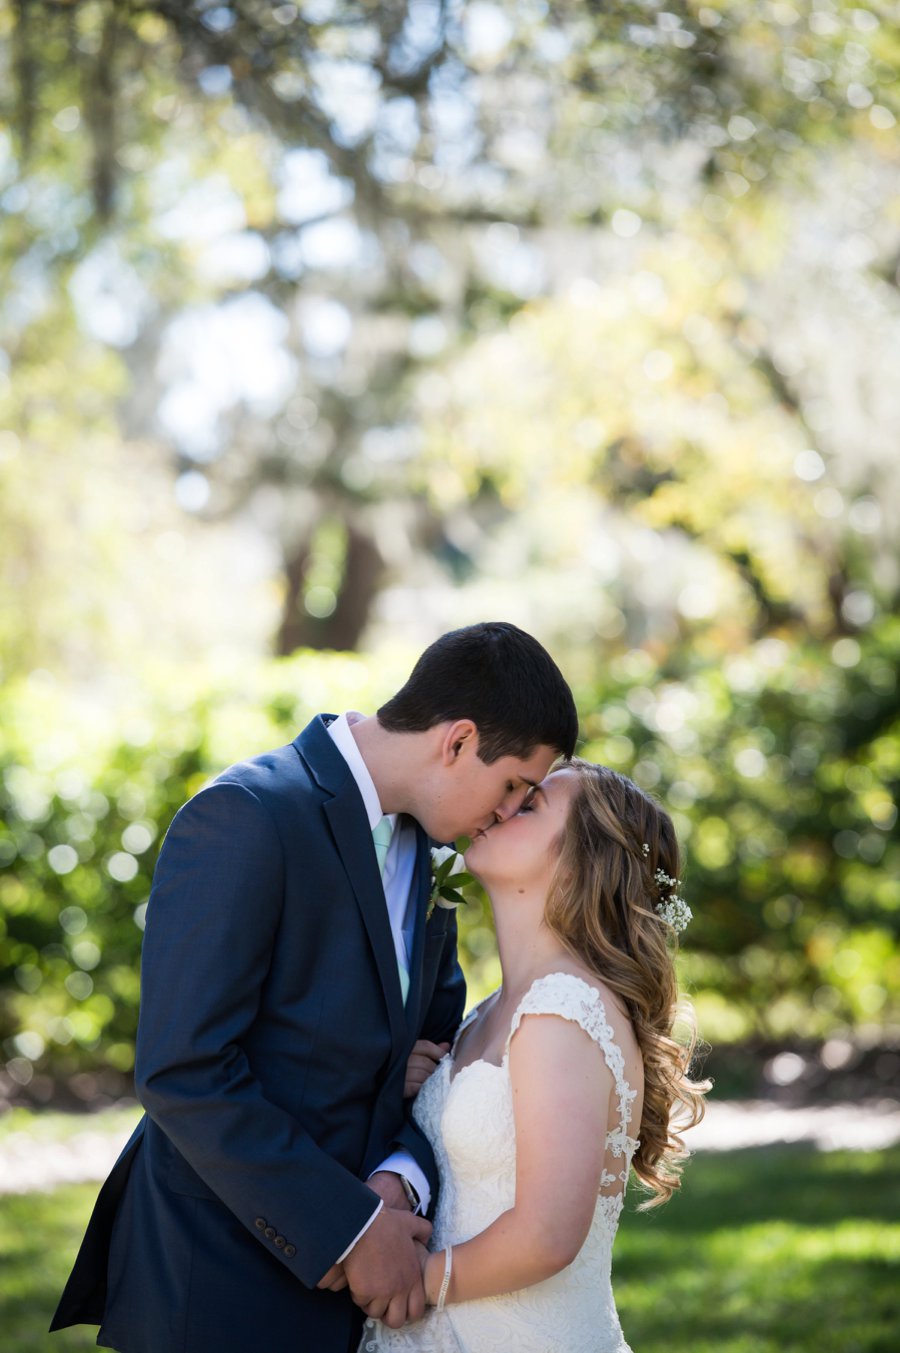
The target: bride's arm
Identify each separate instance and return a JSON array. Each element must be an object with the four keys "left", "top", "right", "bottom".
[{"left": 422, "top": 1013, "right": 613, "bottom": 1304}]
